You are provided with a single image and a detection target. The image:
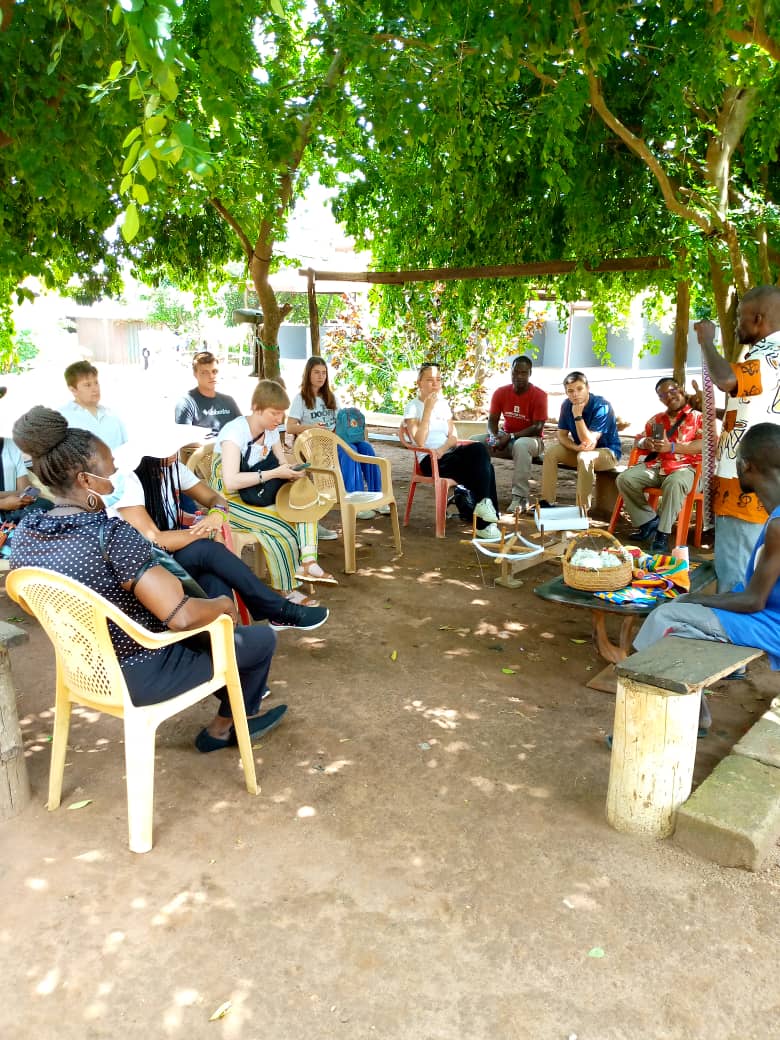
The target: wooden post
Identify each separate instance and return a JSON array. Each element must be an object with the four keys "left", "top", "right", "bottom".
[
  {"left": 606, "top": 638, "right": 765, "bottom": 838},
  {"left": 0, "top": 621, "right": 31, "bottom": 821},
  {"left": 307, "top": 268, "right": 320, "bottom": 355},
  {"left": 606, "top": 675, "right": 700, "bottom": 837}
]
